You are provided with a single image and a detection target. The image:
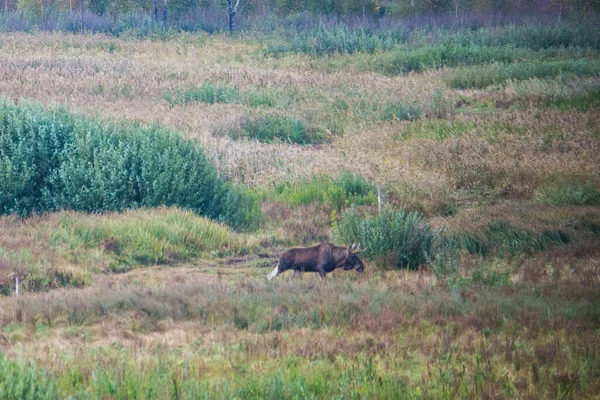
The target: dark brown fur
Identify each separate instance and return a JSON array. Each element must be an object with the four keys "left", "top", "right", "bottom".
[{"left": 267, "top": 242, "right": 364, "bottom": 280}]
